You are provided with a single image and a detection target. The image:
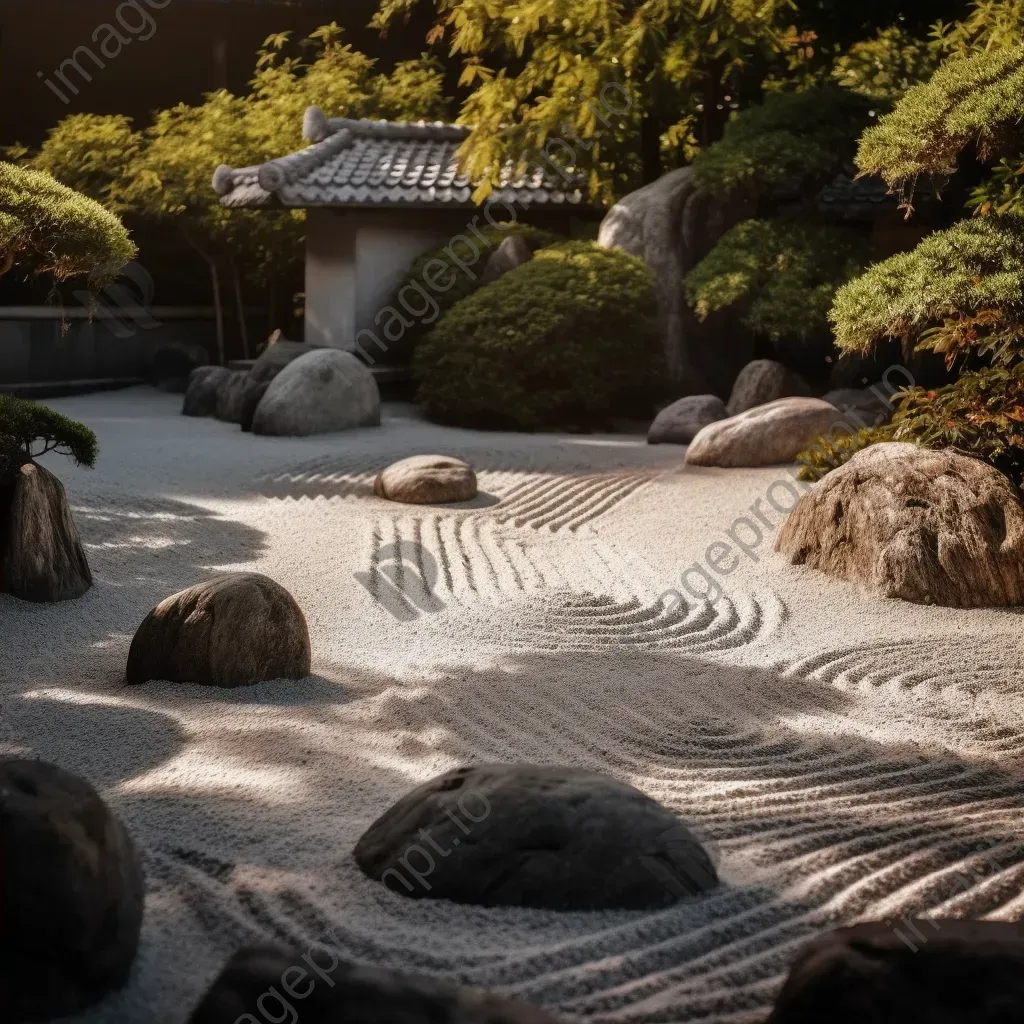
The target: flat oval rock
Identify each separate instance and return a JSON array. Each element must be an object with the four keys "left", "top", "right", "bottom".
[
  {"left": 188, "top": 945, "right": 561, "bottom": 1024},
  {"left": 126, "top": 571, "right": 311, "bottom": 687},
  {"left": 374, "top": 455, "right": 477, "bottom": 504},
  {"left": 0, "top": 758, "right": 144, "bottom": 1021},
  {"left": 353, "top": 763, "right": 717, "bottom": 911}
]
